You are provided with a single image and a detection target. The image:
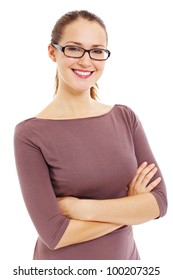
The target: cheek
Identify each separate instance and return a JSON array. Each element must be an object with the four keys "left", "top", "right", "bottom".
[
  {"left": 95, "top": 61, "right": 106, "bottom": 72},
  {"left": 56, "top": 53, "right": 73, "bottom": 66},
  {"left": 63, "top": 57, "right": 78, "bottom": 67}
]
